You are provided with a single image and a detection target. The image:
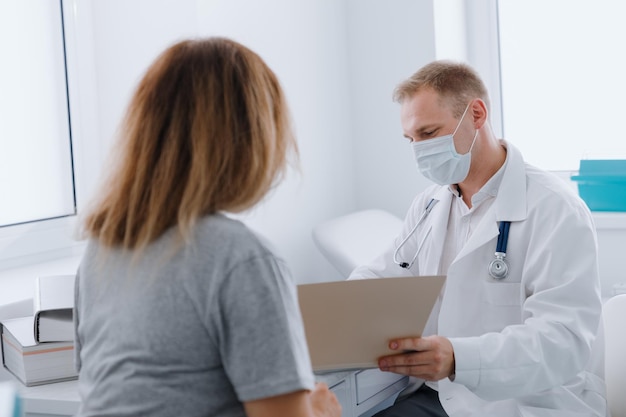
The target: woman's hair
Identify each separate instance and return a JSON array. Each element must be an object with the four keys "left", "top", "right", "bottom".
[
  {"left": 82, "top": 37, "right": 297, "bottom": 250},
  {"left": 392, "top": 60, "right": 490, "bottom": 118}
]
